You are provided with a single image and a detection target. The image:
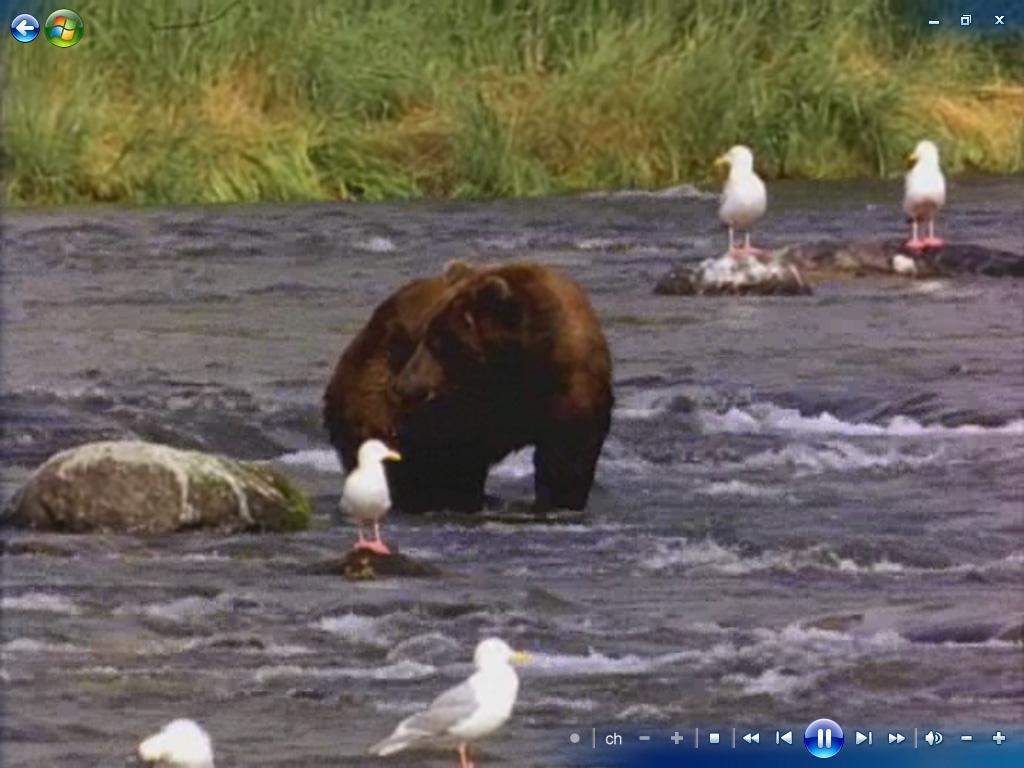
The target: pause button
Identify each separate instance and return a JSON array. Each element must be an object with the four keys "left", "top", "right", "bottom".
[{"left": 804, "top": 719, "right": 844, "bottom": 758}]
